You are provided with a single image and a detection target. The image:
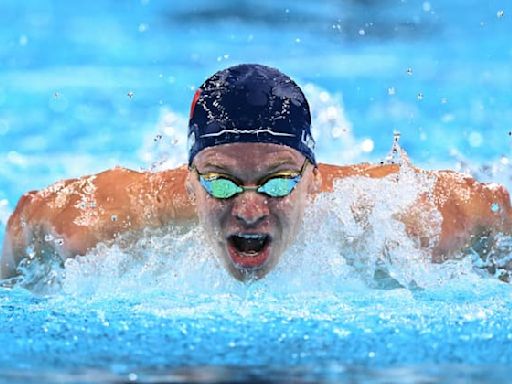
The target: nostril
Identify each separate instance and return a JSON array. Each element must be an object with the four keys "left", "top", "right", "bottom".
[
  {"left": 235, "top": 213, "right": 266, "bottom": 226},
  {"left": 231, "top": 193, "right": 270, "bottom": 225}
]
